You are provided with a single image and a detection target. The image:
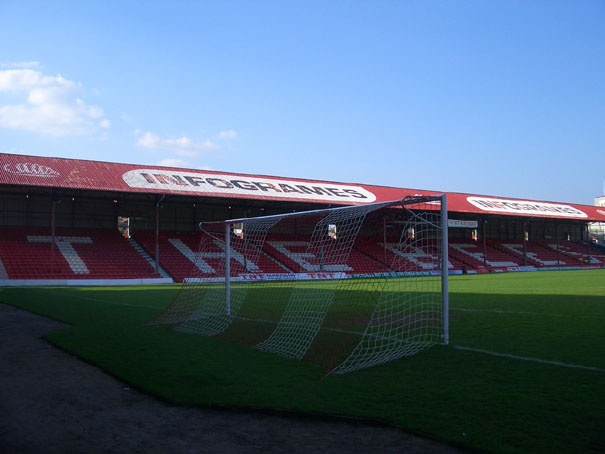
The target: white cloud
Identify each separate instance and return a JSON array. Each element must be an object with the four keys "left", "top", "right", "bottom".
[
  {"left": 137, "top": 131, "right": 160, "bottom": 147},
  {"left": 0, "top": 69, "right": 109, "bottom": 136},
  {"left": 136, "top": 131, "right": 219, "bottom": 156},
  {"left": 156, "top": 158, "right": 191, "bottom": 168},
  {"left": 218, "top": 129, "right": 238, "bottom": 139},
  {"left": 0, "top": 61, "right": 40, "bottom": 69}
]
